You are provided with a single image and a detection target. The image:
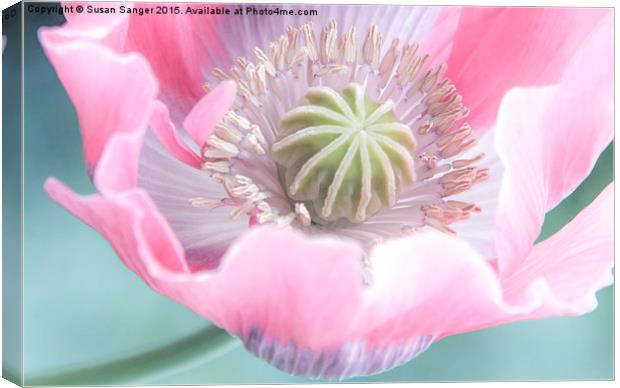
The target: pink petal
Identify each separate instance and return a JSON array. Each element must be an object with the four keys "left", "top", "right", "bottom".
[
  {"left": 150, "top": 213, "right": 611, "bottom": 378},
  {"left": 46, "top": 3, "right": 223, "bottom": 120},
  {"left": 37, "top": 35, "right": 158, "bottom": 173},
  {"left": 53, "top": 2, "right": 129, "bottom": 50},
  {"left": 501, "top": 184, "right": 614, "bottom": 314},
  {"left": 40, "top": 185, "right": 613, "bottom": 379},
  {"left": 420, "top": 7, "right": 462, "bottom": 66},
  {"left": 149, "top": 100, "right": 203, "bottom": 168},
  {"left": 44, "top": 178, "right": 190, "bottom": 276},
  {"left": 94, "top": 131, "right": 144, "bottom": 193},
  {"left": 493, "top": 11, "right": 613, "bottom": 277},
  {"left": 536, "top": 14, "right": 613, "bottom": 209},
  {"left": 123, "top": 4, "right": 225, "bottom": 118},
  {"left": 444, "top": 7, "right": 611, "bottom": 133},
  {"left": 183, "top": 80, "right": 237, "bottom": 147},
  {"left": 46, "top": 5, "right": 438, "bottom": 124}
]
